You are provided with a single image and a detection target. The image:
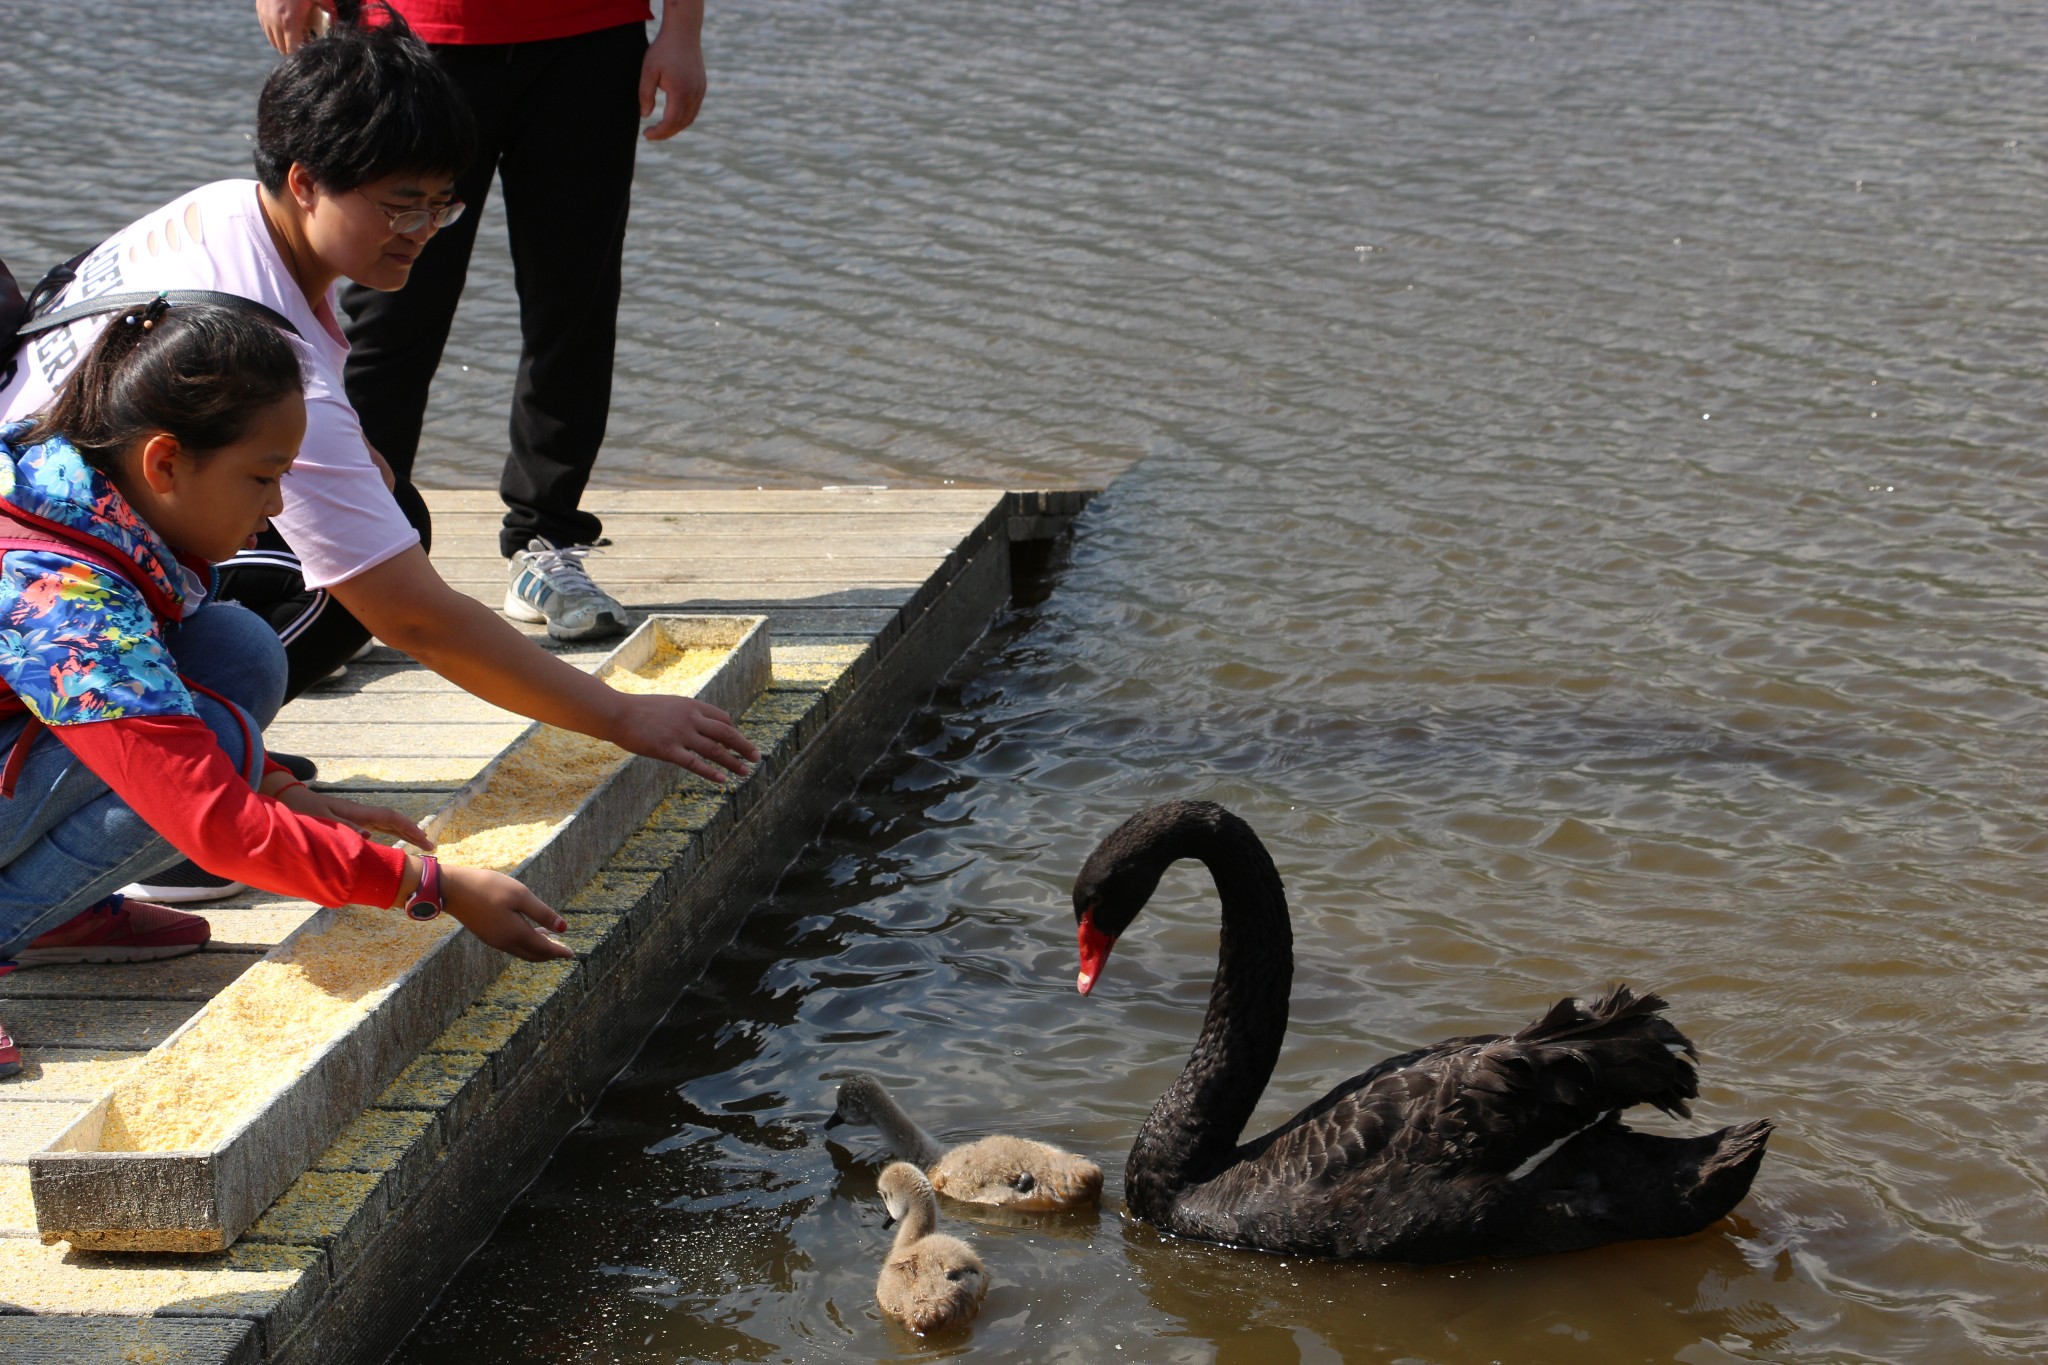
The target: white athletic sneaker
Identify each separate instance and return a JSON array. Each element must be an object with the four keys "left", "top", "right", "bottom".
[{"left": 504, "top": 538, "right": 631, "bottom": 642}]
